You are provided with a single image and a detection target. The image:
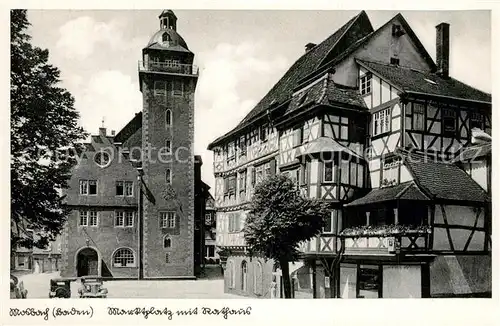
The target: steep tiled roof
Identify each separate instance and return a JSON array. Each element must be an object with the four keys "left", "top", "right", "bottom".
[
  {"left": 114, "top": 112, "right": 143, "bottom": 144},
  {"left": 345, "top": 182, "right": 429, "bottom": 206},
  {"left": 357, "top": 59, "right": 491, "bottom": 103},
  {"left": 286, "top": 74, "right": 366, "bottom": 116},
  {"left": 208, "top": 11, "right": 373, "bottom": 148},
  {"left": 405, "top": 155, "right": 489, "bottom": 203}
]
